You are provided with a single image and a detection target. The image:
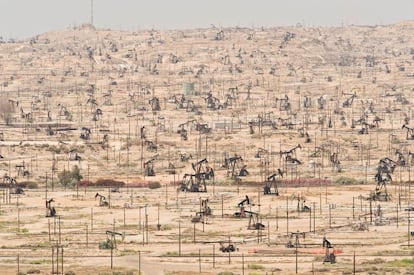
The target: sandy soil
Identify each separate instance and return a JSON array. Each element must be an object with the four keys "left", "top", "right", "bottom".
[{"left": 0, "top": 22, "right": 414, "bottom": 274}]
